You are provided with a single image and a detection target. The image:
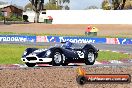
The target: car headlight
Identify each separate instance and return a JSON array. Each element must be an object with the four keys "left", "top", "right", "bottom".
[
  {"left": 23, "top": 51, "right": 27, "bottom": 55},
  {"left": 46, "top": 50, "right": 51, "bottom": 56}
]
